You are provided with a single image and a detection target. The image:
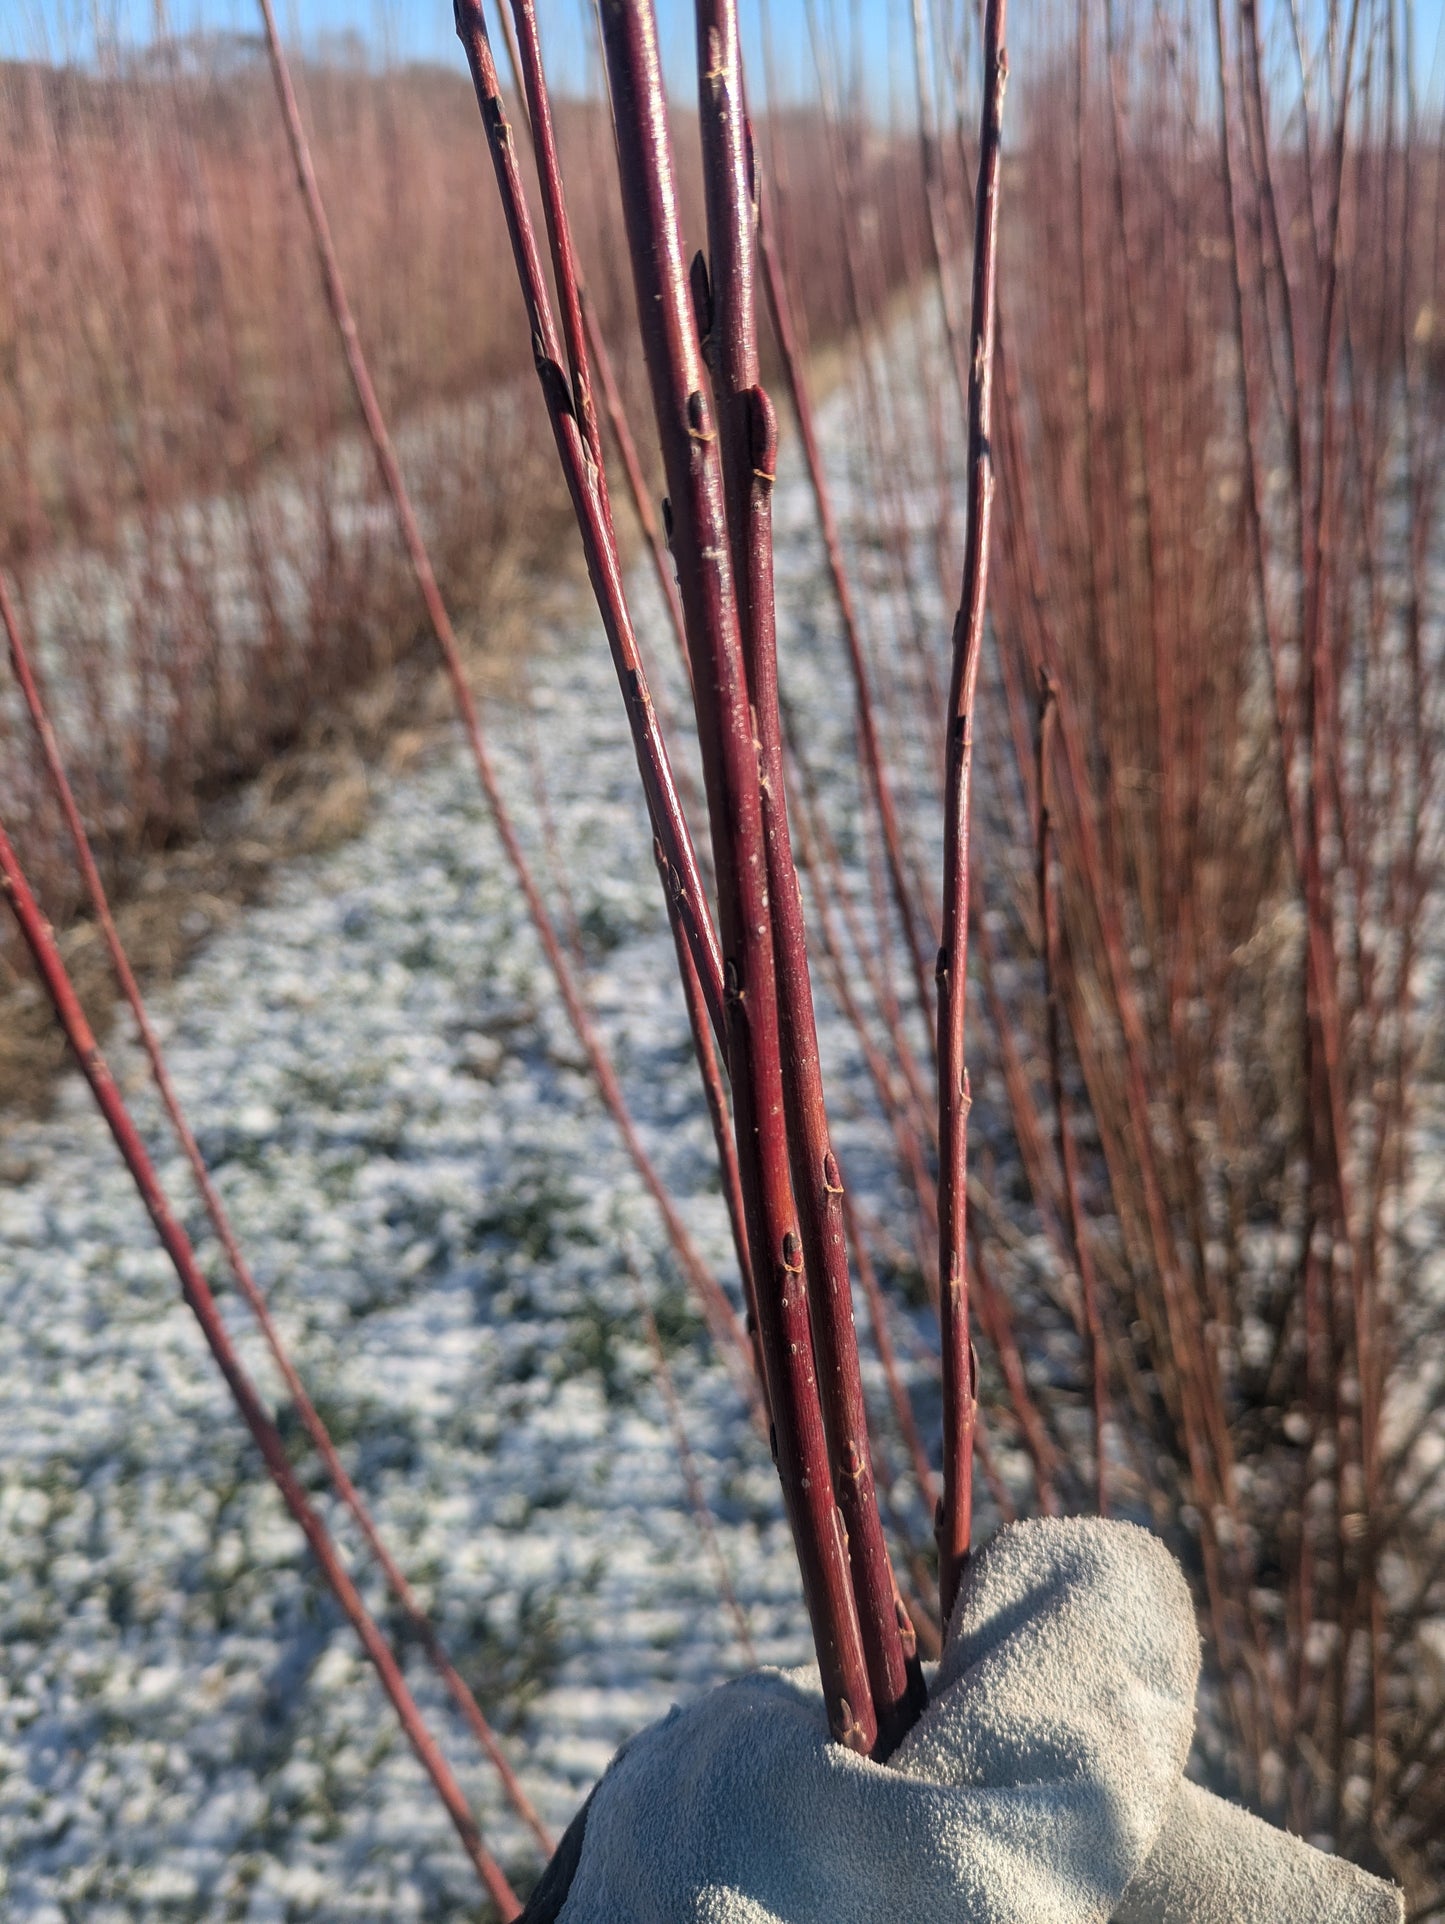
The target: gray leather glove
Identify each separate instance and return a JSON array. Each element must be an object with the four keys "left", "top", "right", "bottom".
[{"left": 526, "top": 1518, "right": 1402, "bottom": 1924}]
